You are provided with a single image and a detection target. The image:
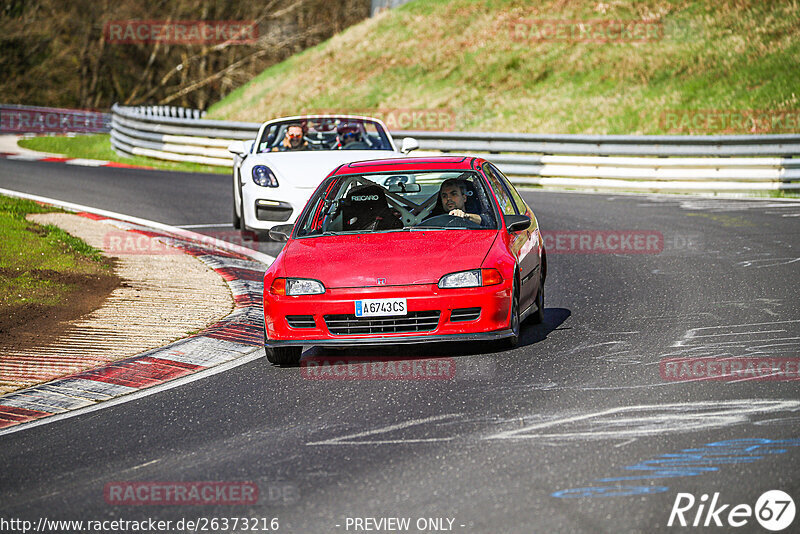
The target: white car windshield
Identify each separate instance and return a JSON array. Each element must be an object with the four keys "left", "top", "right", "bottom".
[
  {"left": 256, "top": 117, "right": 394, "bottom": 153},
  {"left": 294, "top": 171, "right": 499, "bottom": 237}
]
